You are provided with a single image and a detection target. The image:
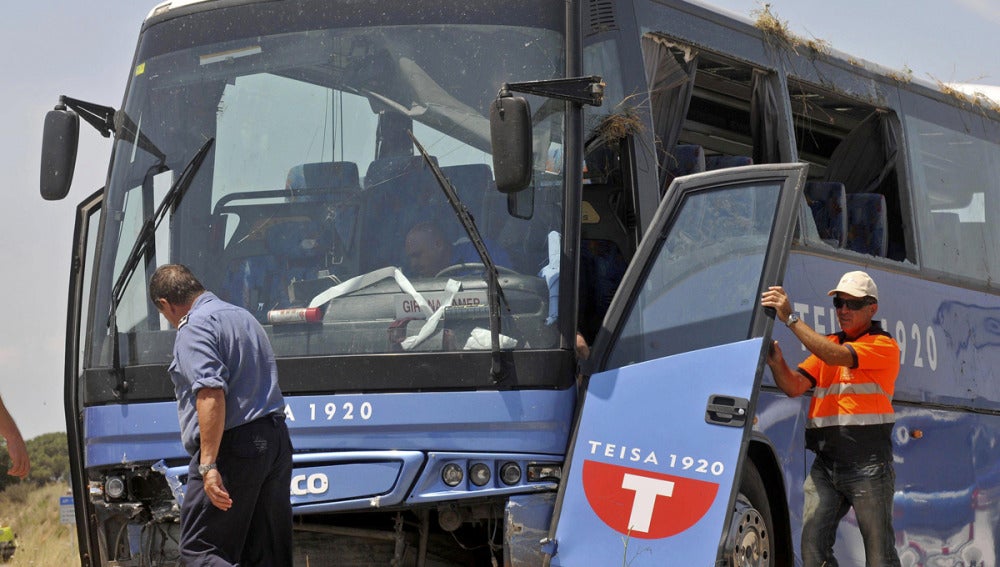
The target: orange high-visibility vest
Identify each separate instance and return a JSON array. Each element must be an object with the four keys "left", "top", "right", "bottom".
[{"left": 798, "top": 327, "right": 900, "bottom": 429}]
